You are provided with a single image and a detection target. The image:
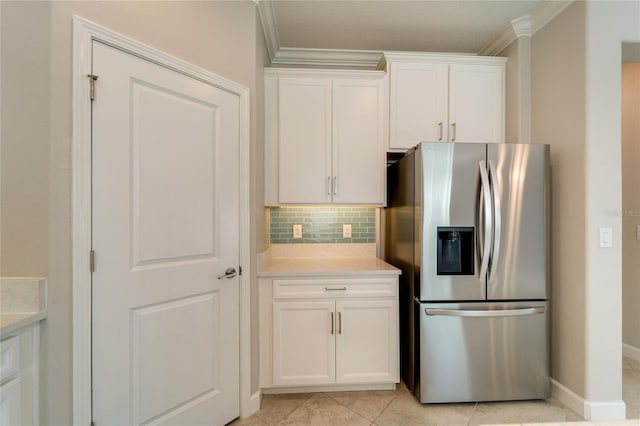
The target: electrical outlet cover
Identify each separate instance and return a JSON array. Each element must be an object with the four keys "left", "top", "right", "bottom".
[
  {"left": 293, "top": 224, "right": 302, "bottom": 239},
  {"left": 343, "top": 224, "right": 352, "bottom": 238}
]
